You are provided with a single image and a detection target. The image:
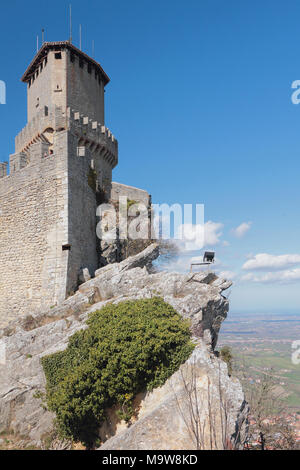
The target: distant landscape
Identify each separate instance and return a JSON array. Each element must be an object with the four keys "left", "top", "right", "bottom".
[{"left": 218, "top": 312, "right": 300, "bottom": 411}]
